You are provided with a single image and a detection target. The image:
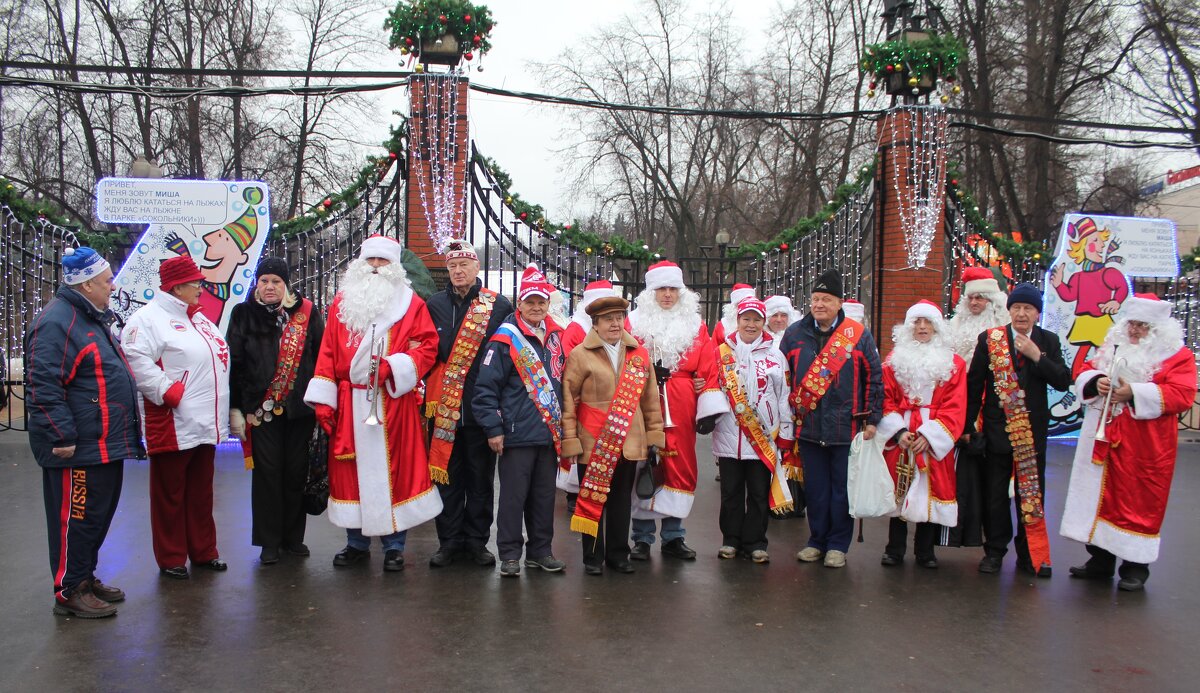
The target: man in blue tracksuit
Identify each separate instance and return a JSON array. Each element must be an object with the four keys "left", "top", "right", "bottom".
[
  {"left": 473, "top": 264, "right": 567, "bottom": 577},
  {"left": 780, "top": 269, "right": 883, "bottom": 569},
  {"left": 25, "top": 247, "right": 142, "bottom": 618}
]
